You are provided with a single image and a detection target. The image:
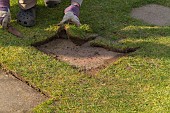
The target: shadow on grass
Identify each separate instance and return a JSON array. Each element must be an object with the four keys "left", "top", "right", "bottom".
[
  {"left": 0, "top": 0, "right": 169, "bottom": 69},
  {"left": 119, "top": 26, "right": 170, "bottom": 39},
  {"left": 0, "top": 1, "right": 169, "bottom": 112},
  {"left": 0, "top": 1, "right": 69, "bottom": 45},
  {"left": 0, "top": 1, "right": 170, "bottom": 60}
]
